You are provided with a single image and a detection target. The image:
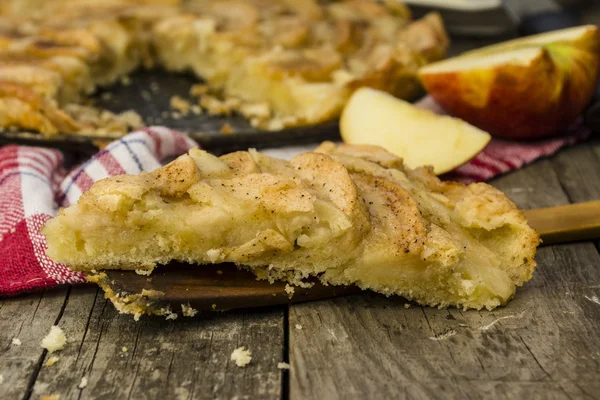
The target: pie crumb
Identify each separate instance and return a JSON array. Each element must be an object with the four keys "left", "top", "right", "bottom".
[
  {"left": 165, "top": 312, "right": 178, "bottom": 320},
  {"left": 170, "top": 95, "right": 191, "bottom": 115},
  {"left": 284, "top": 284, "right": 295, "bottom": 299},
  {"left": 191, "top": 105, "right": 202, "bottom": 115},
  {"left": 277, "top": 362, "right": 290, "bottom": 370},
  {"left": 45, "top": 355, "right": 60, "bottom": 367},
  {"left": 219, "top": 123, "right": 233, "bottom": 135},
  {"left": 230, "top": 347, "right": 252, "bottom": 367},
  {"left": 211, "top": 304, "right": 217, "bottom": 310},
  {"left": 41, "top": 326, "right": 66, "bottom": 353},
  {"left": 295, "top": 324, "right": 302, "bottom": 330},
  {"left": 122, "top": 346, "right": 128, "bottom": 353},
  {"left": 404, "top": 304, "right": 411, "bottom": 309},
  {"left": 190, "top": 84, "right": 209, "bottom": 97},
  {"left": 135, "top": 268, "right": 153, "bottom": 276},
  {"left": 181, "top": 303, "right": 199, "bottom": 317},
  {"left": 78, "top": 377, "right": 88, "bottom": 389},
  {"left": 12, "top": 338, "right": 21, "bottom": 346}
]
